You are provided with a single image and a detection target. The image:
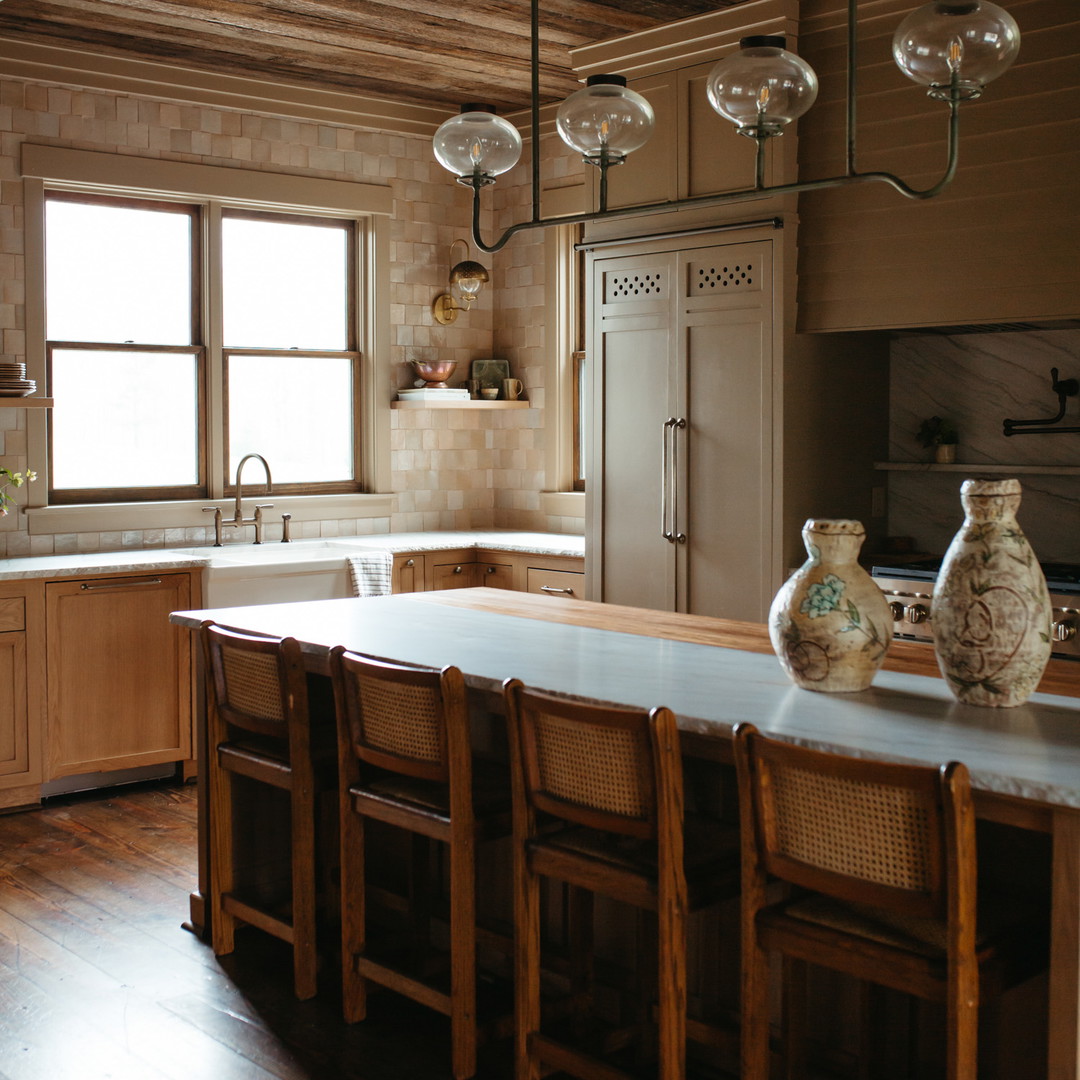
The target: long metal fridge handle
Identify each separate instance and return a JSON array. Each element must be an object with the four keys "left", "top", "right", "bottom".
[
  {"left": 672, "top": 418, "right": 687, "bottom": 544},
  {"left": 661, "top": 417, "right": 676, "bottom": 542}
]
